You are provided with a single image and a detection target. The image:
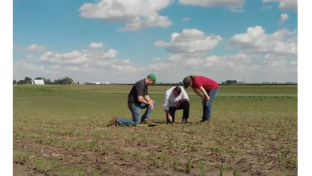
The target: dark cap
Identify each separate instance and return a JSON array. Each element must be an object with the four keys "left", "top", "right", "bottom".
[{"left": 183, "top": 76, "right": 192, "bottom": 88}]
